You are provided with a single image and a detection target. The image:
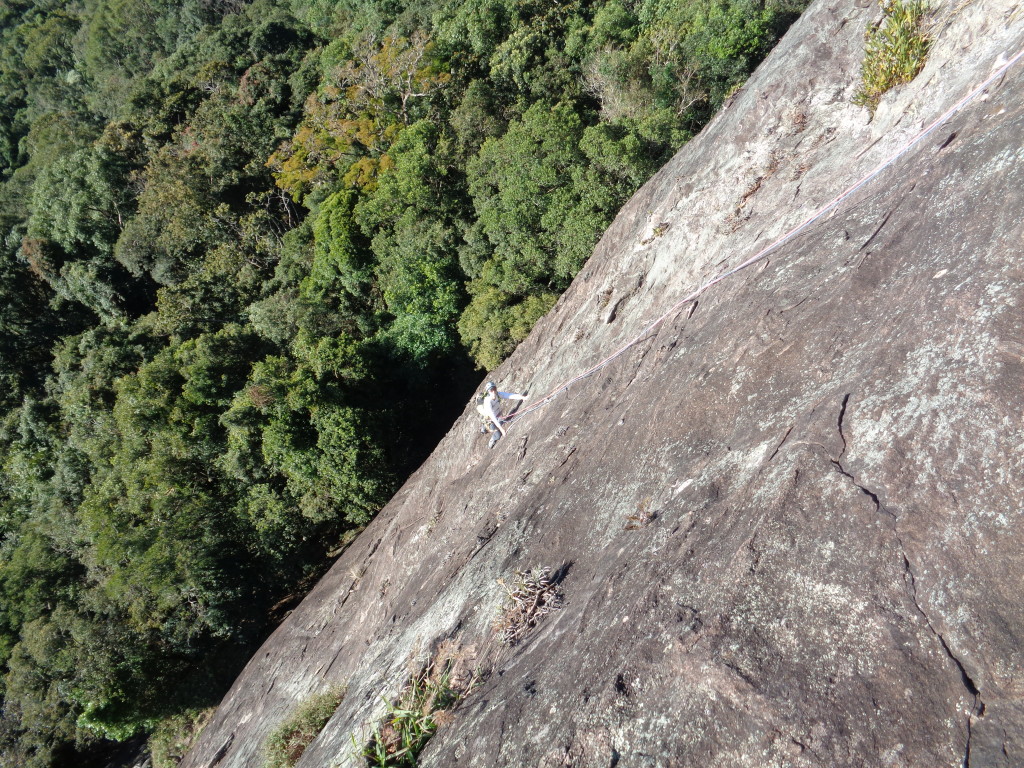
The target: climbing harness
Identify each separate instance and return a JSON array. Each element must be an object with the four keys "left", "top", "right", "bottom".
[{"left": 503, "top": 44, "right": 1024, "bottom": 433}]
